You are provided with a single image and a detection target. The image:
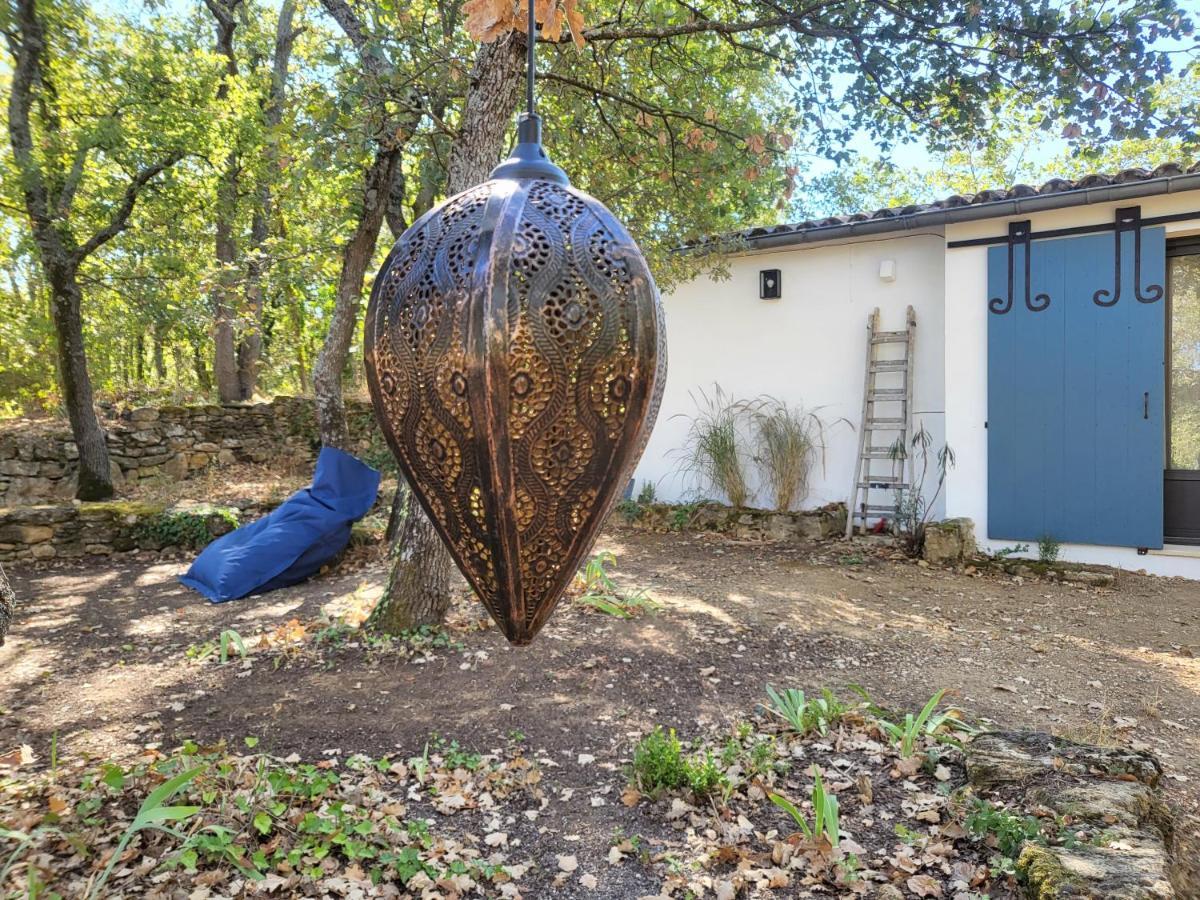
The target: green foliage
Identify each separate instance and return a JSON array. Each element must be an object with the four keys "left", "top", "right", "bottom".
[
  {"left": 674, "top": 385, "right": 752, "bottom": 508},
  {"left": 875, "top": 690, "right": 976, "bottom": 757},
  {"left": 720, "top": 724, "right": 785, "bottom": 779},
  {"left": 770, "top": 770, "right": 840, "bottom": 848},
  {"left": 629, "top": 727, "right": 730, "bottom": 801},
  {"left": 1038, "top": 535, "right": 1062, "bottom": 564},
  {"left": 135, "top": 508, "right": 238, "bottom": 550},
  {"left": 798, "top": 73, "right": 1200, "bottom": 223},
  {"left": 616, "top": 482, "right": 659, "bottom": 524},
  {"left": 90, "top": 766, "right": 208, "bottom": 898},
  {"left": 574, "top": 551, "right": 660, "bottom": 619},
  {"left": 965, "top": 799, "right": 1042, "bottom": 859},
  {"left": 765, "top": 685, "right": 853, "bottom": 736},
  {"left": 186, "top": 629, "right": 247, "bottom": 665},
  {"left": 889, "top": 425, "right": 956, "bottom": 555}
]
